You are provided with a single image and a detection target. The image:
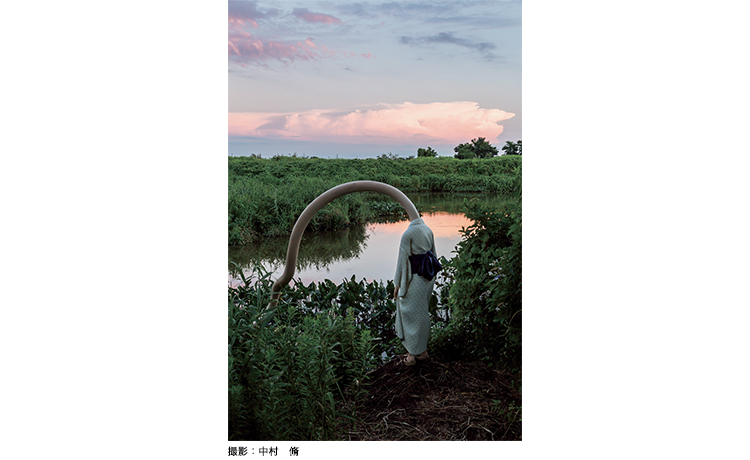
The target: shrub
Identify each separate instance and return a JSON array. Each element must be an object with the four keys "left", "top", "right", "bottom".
[
  {"left": 228, "top": 268, "right": 377, "bottom": 440},
  {"left": 428, "top": 164, "right": 522, "bottom": 369}
]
